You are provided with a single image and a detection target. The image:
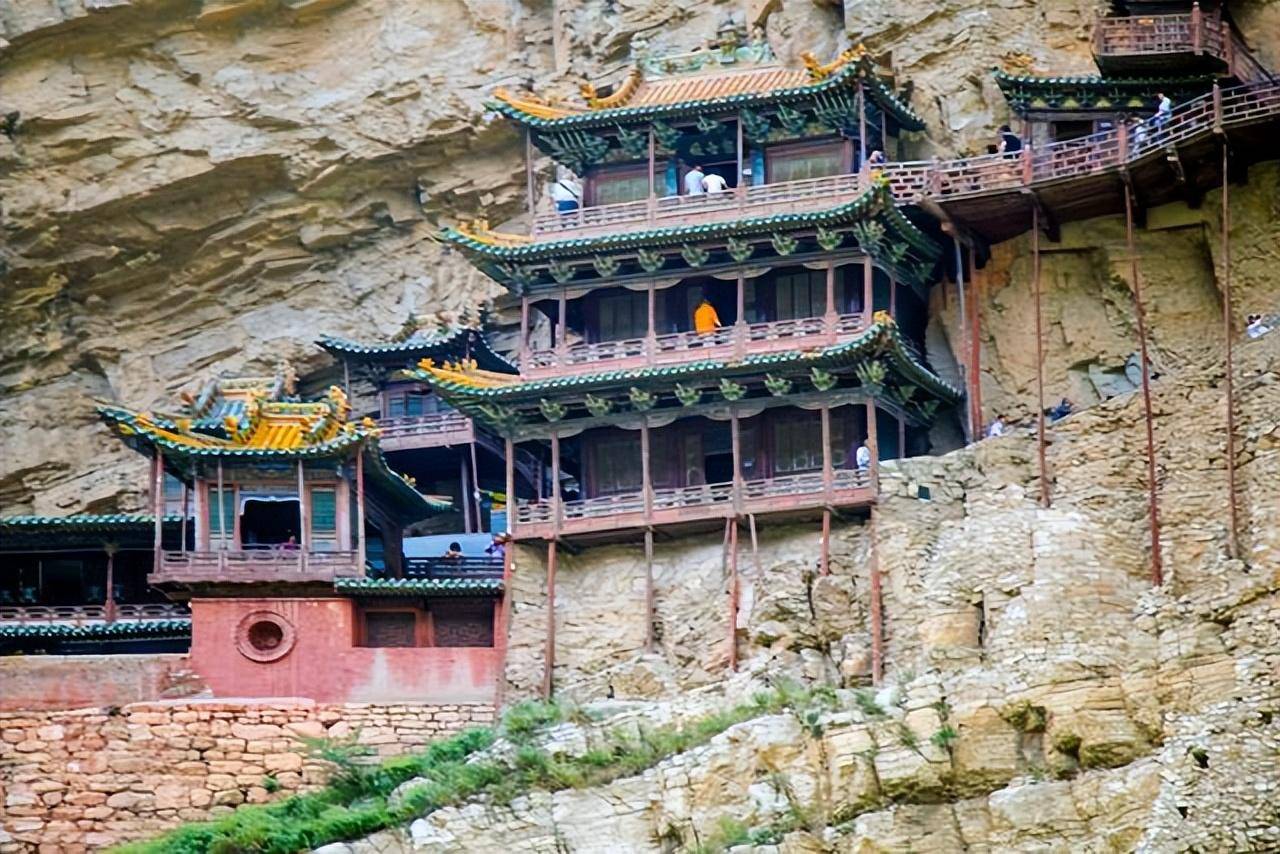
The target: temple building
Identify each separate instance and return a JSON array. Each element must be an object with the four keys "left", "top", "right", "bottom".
[
  {"left": 423, "top": 32, "right": 963, "bottom": 561},
  {"left": 93, "top": 372, "right": 503, "bottom": 703}
]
